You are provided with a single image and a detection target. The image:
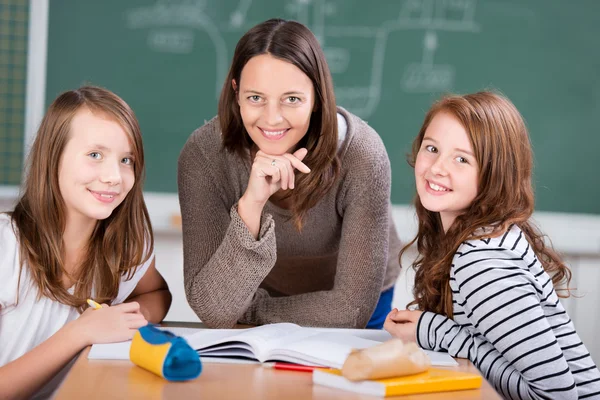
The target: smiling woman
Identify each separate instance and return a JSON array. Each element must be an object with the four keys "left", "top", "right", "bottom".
[
  {"left": 234, "top": 54, "right": 315, "bottom": 159},
  {"left": 178, "top": 18, "right": 401, "bottom": 330}
]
